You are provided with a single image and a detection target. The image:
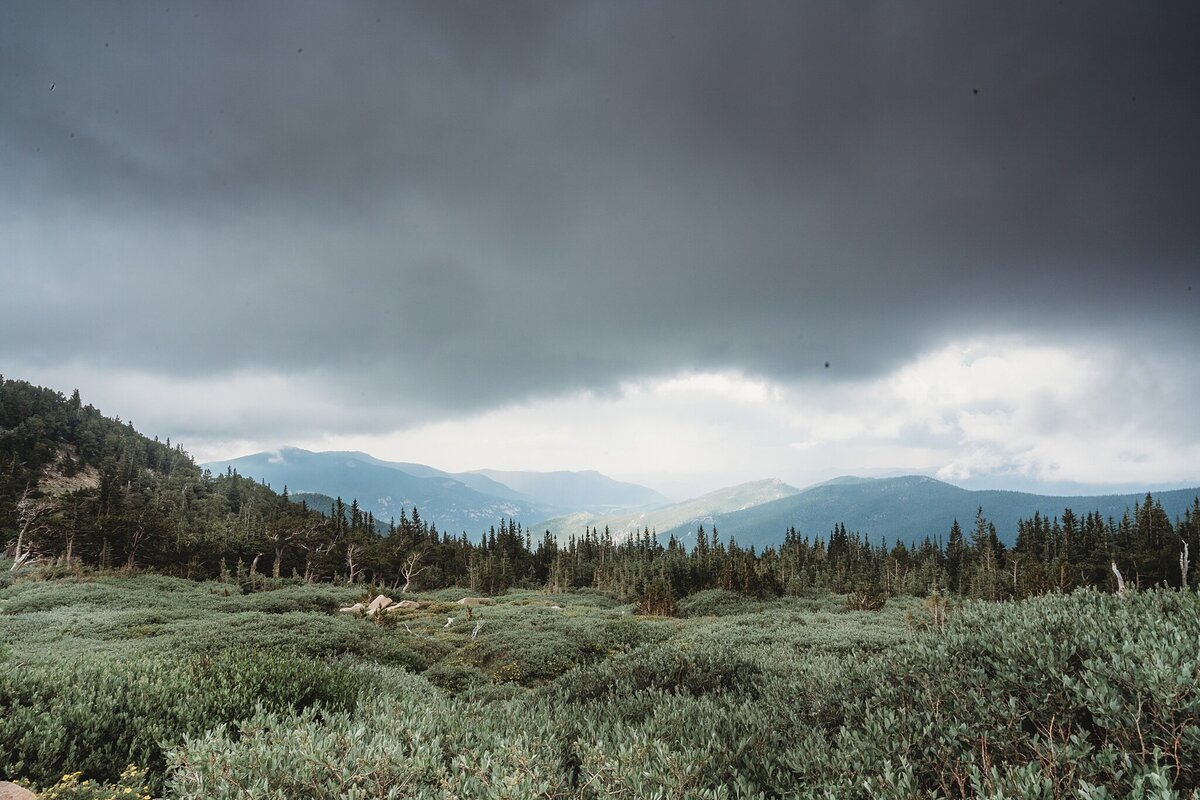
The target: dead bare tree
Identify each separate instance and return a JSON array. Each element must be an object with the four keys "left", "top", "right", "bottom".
[
  {"left": 298, "top": 524, "right": 333, "bottom": 582},
  {"left": 1111, "top": 561, "right": 1127, "bottom": 597},
  {"left": 123, "top": 506, "right": 153, "bottom": 572},
  {"left": 10, "top": 489, "right": 57, "bottom": 570},
  {"left": 1181, "top": 540, "right": 1190, "bottom": 589},
  {"left": 345, "top": 542, "right": 365, "bottom": 583},
  {"left": 400, "top": 548, "right": 429, "bottom": 594},
  {"left": 267, "top": 517, "right": 320, "bottom": 579},
  {"left": 1008, "top": 553, "right": 1022, "bottom": 594}
]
